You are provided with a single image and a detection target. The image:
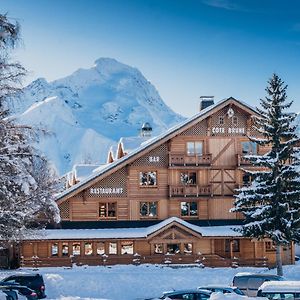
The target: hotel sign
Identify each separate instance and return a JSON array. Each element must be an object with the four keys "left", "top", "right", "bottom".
[{"left": 212, "top": 127, "right": 245, "bottom": 134}]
